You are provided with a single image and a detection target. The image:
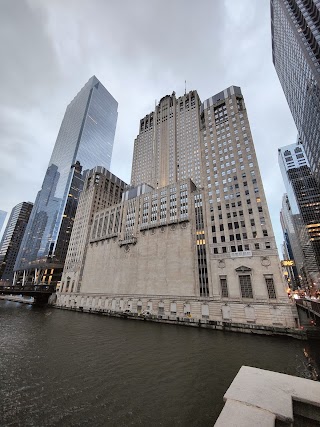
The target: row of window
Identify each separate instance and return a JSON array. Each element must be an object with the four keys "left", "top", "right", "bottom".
[{"left": 220, "top": 275, "right": 276, "bottom": 299}]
